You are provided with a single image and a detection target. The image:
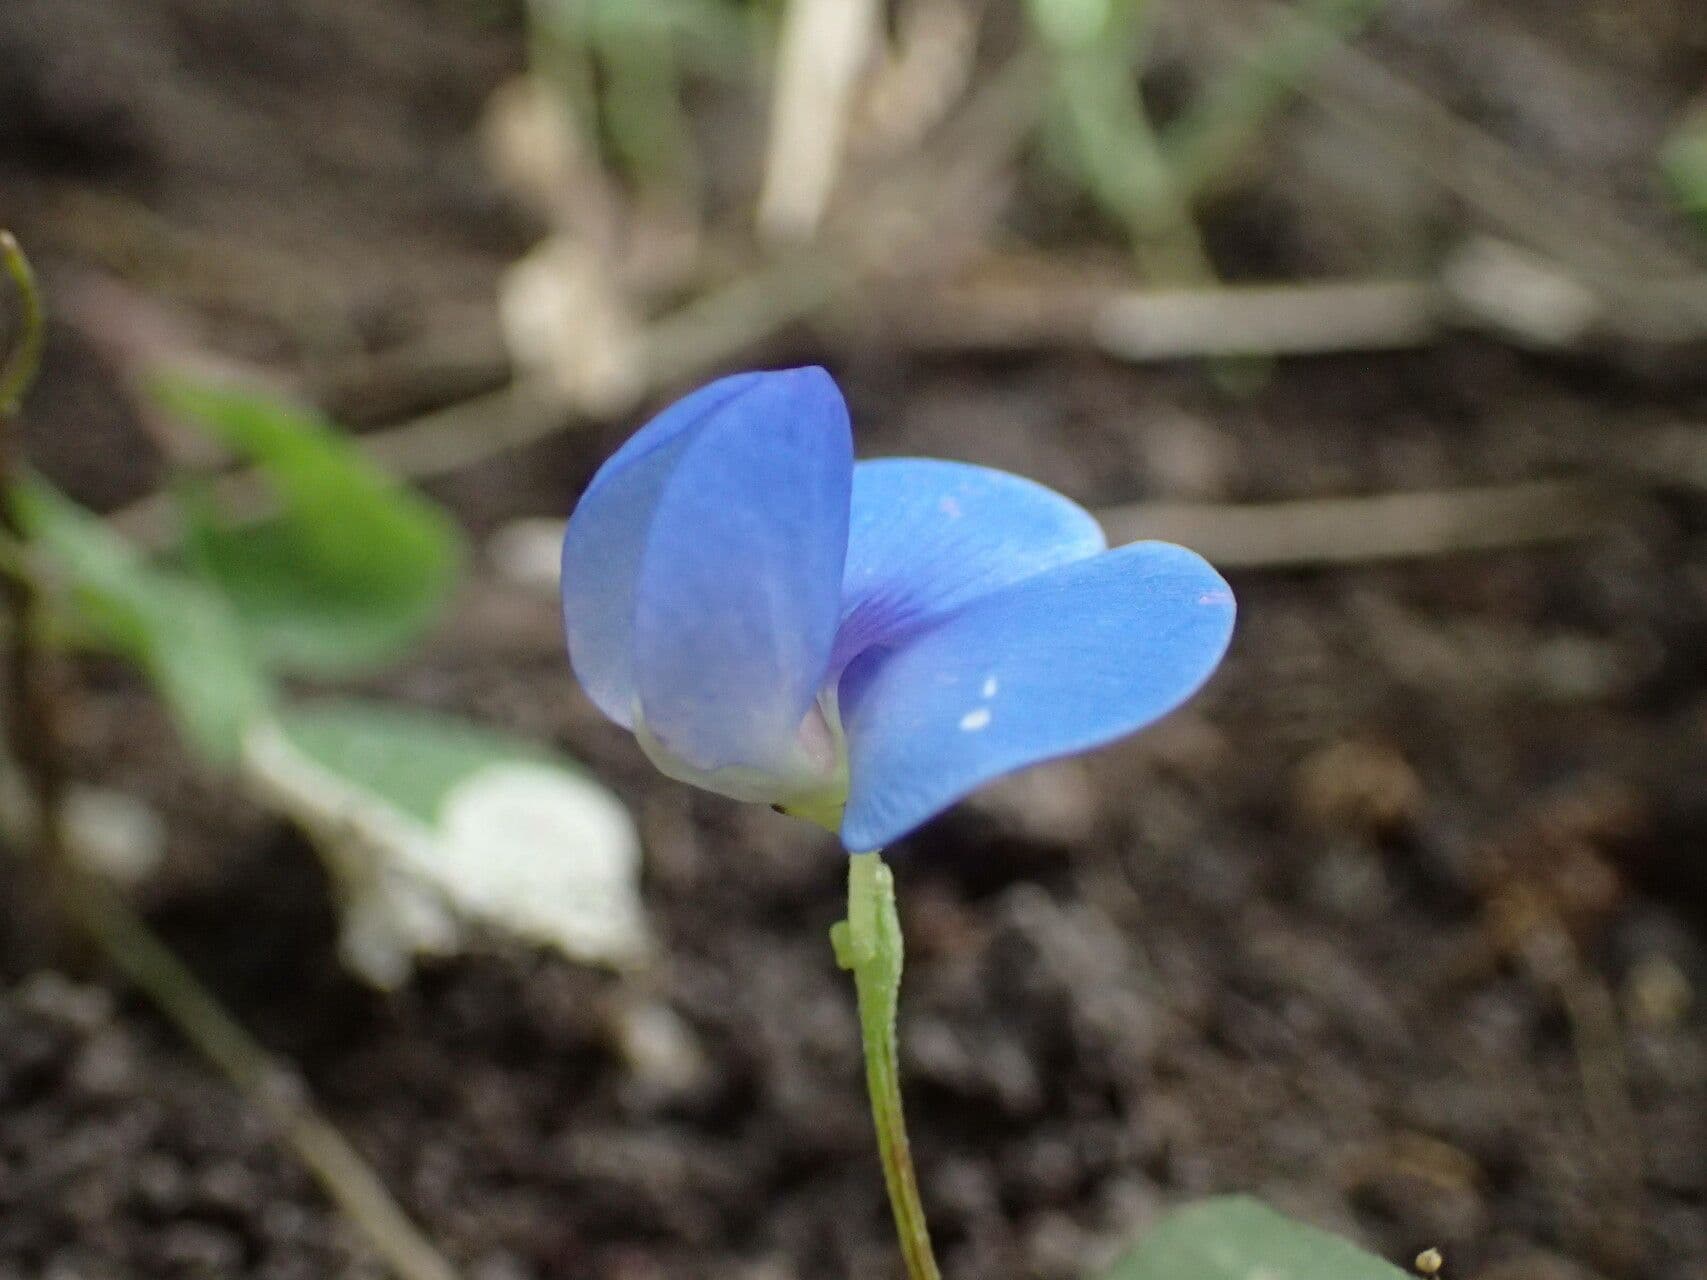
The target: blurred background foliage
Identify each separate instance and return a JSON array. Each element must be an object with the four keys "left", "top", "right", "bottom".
[{"left": 0, "top": 0, "right": 1704, "bottom": 1277}]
